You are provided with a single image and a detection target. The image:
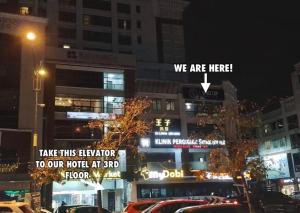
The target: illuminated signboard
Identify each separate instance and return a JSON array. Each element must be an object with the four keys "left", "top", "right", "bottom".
[
  {"left": 153, "top": 118, "right": 181, "bottom": 136},
  {"left": 205, "top": 172, "right": 232, "bottom": 180},
  {"left": 92, "top": 171, "right": 121, "bottom": 179},
  {"left": 67, "top": 112, "right": 116, "bottom": 120},
  {"left": 182, "top": 86, "right": 224, "bottom": 100},
  {"left": 153, "top": 138, "right": 226, "bottom": 149},
  {"left": 141, "top": 168, "right": 184, "bottom": 180},
  {"left": 155, "top": 118, "right": 171, "bottom": 132}
]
